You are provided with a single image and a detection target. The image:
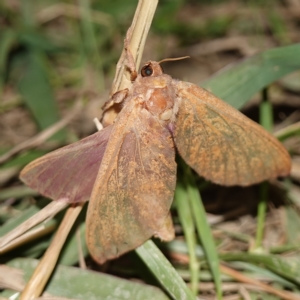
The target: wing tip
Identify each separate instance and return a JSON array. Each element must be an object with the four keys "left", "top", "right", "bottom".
[{"left": 19, "top": 163, "right": 33, "bottom": 185}]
